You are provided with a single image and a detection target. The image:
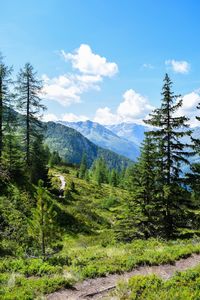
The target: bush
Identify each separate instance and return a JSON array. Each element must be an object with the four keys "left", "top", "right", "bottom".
[
  {"left": 1, "top": 275, "right": 74, "bottom": 300},
  {"left": 101, "top": 196, "right": 119, "bottom": 209},
  {"left": 113, "top": 264, "right": 200, "bottom": 300},
  {"left": 0, "top": 258, "right": 62, "bottom": 276}
]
